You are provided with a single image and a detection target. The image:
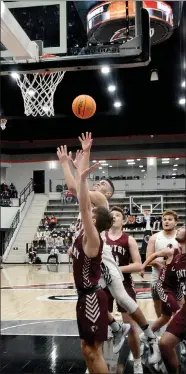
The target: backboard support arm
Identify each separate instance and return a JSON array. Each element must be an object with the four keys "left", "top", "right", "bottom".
[{"left": 0, "top": 1, "right": 39, "bottom": 61}]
